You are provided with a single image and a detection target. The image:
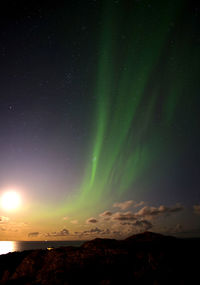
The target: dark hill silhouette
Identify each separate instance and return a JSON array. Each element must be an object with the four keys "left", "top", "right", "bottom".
[
  {"left": 125, "top": 231, "right": 173, "bottom": 241},
  {"left": 0, "top": 231, "right": 199, "bottom": 284}
]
